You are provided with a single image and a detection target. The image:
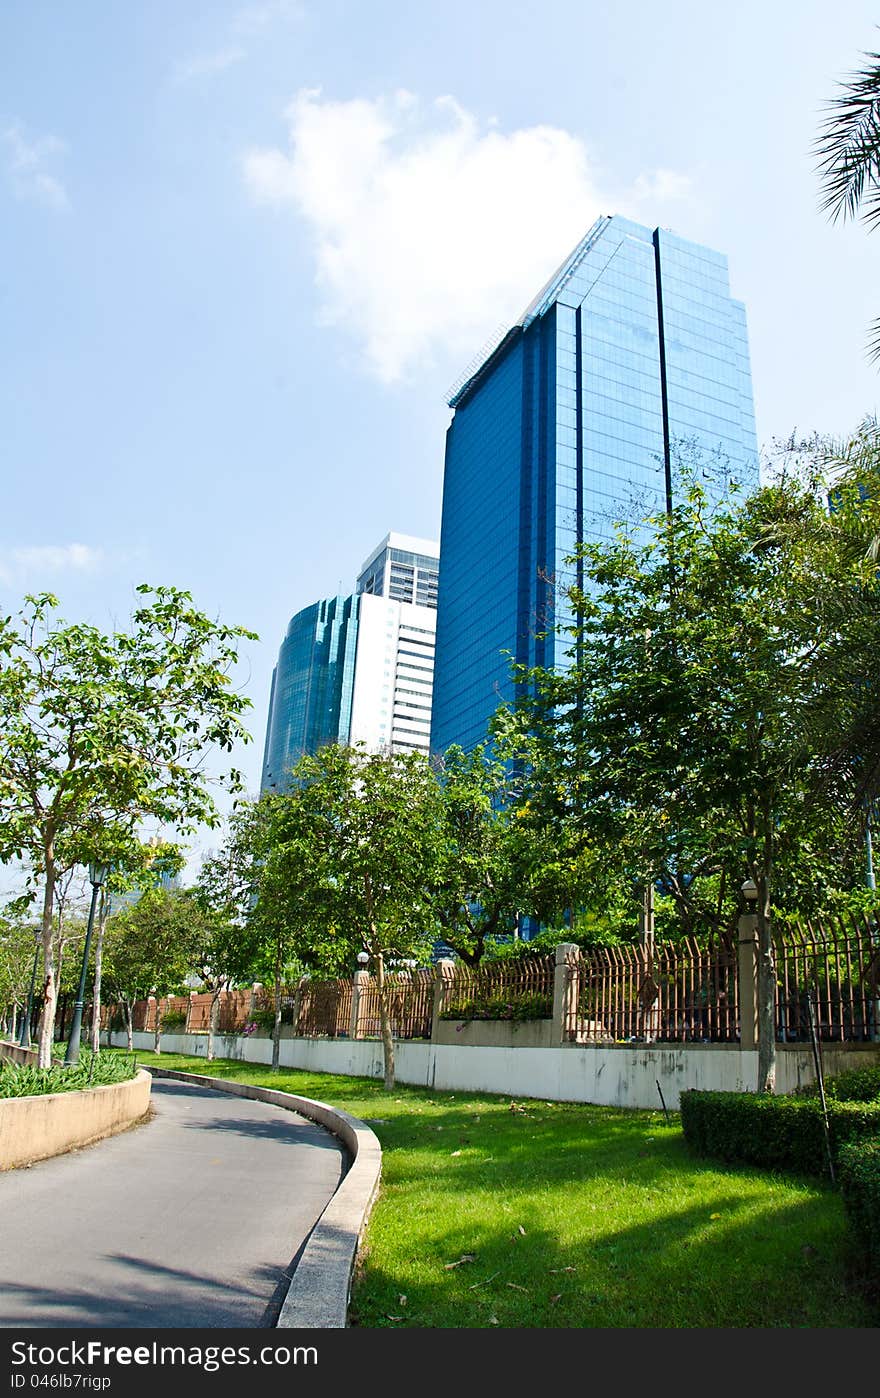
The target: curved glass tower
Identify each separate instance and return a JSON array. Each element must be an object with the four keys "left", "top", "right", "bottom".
[
  {"left": 261, "top": 534, "right": 440, "bottom": 791},
  {"left": 431, "top": 215, "right": 759, "bottom": 755},
  {"left": 261, "top": 594, "right": 359, "bottom": 791}
]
